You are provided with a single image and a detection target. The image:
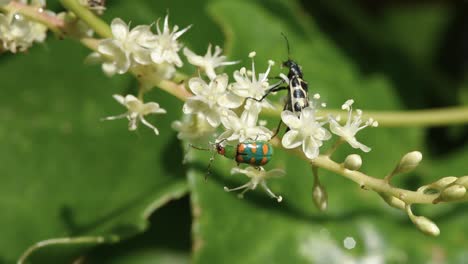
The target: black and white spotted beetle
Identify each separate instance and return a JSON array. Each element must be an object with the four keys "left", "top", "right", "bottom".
[{"left": 249, "top": 34, "right": 309, "bottom": 136}]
